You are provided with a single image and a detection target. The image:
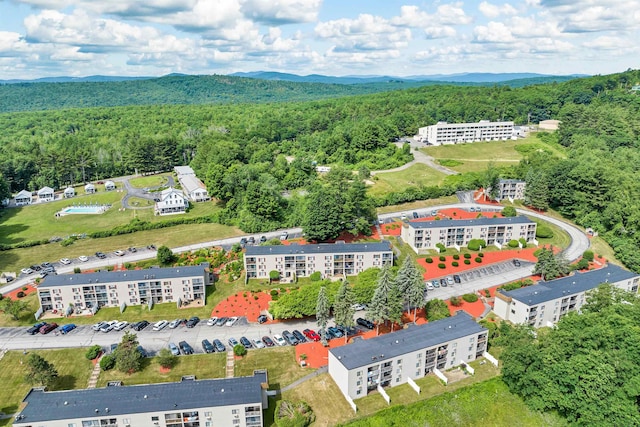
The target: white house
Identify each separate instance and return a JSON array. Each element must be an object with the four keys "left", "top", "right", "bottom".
[
  {"left": 328, "top": 312, "right": 488, "bottom": 400},
  {"left": 37, "top": 186, "right": 55, "bottom": 202},
  {"left": 494, "top": 264, "right": 640, "bottom": 328},
  {"left": 63, "top": 187, "right": 75, "bottom": 198},
  {"left": 84, "top": 183, "right": 96, "bottom": 194},
  {"left": 104, "top": 180, "right": 116, "bottom": 191},
  {"left": 154, "top": 187, "right": 189, "bottom": 215},
  {"left": 14, "top": 190, "right": 32, "bottom": 206},
  {"left": 174, "top": 165, "right": 210, "bottom": 202}
]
